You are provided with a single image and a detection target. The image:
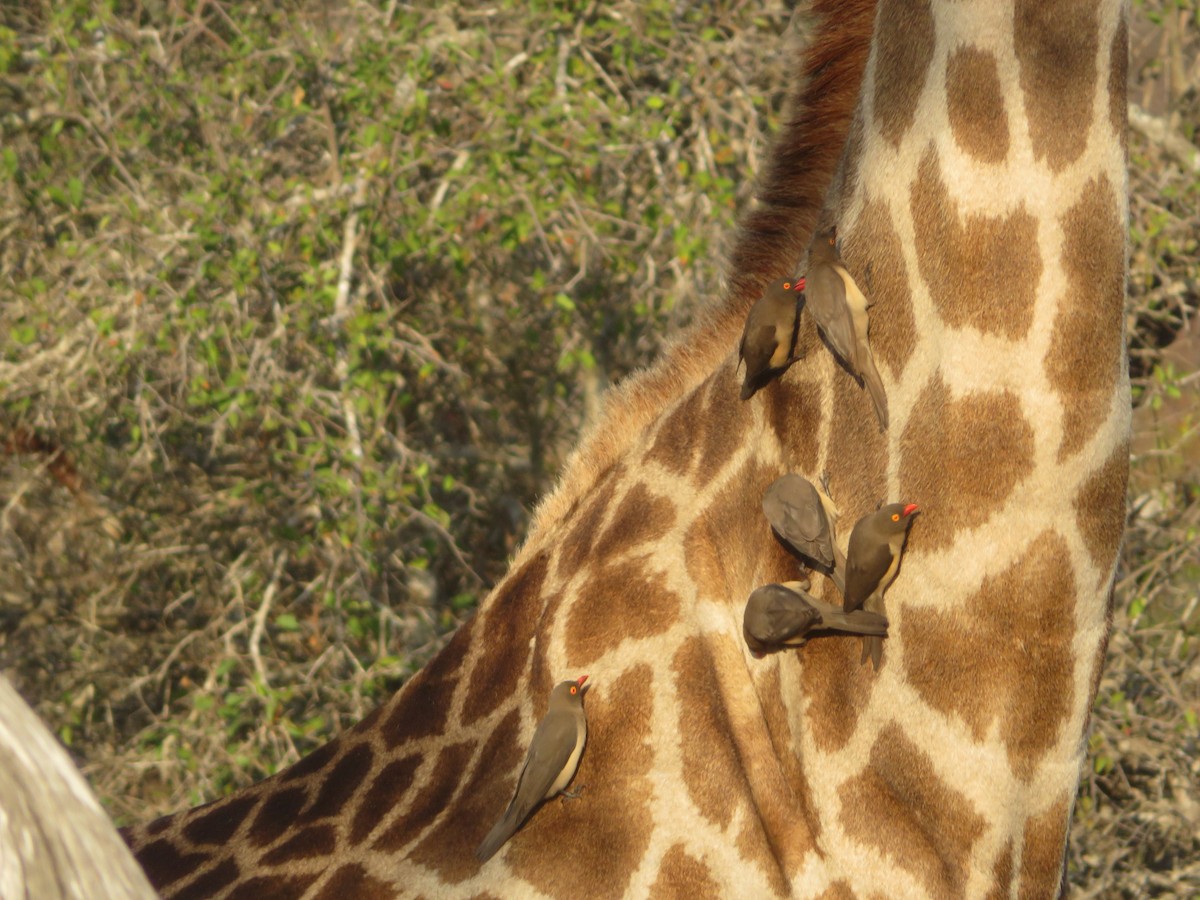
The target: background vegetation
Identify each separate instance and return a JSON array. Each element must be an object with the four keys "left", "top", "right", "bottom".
[{"left": 0, "top": 0, "right": 1196, "bottom": 894}]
